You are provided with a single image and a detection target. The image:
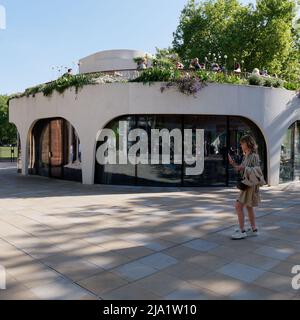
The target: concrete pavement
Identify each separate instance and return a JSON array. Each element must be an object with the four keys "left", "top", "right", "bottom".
[{"left": 0, "top": 162, "right": 300, "bottom": 300}]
